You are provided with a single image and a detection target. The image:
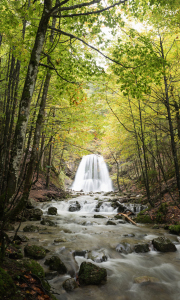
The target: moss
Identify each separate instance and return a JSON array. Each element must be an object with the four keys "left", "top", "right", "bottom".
[
  {"left": 22, "top": 259, "right": 45, "bottom": 278},
  {"left": 0, "top": 267, "right": 17, "bottom": 298},
  {"left": 24, "top": 244, "right": 47, "bottom": 259},
  {"left": 169, "top": 225, "right": 180, "bottom": 235},
  {"left": 136, "top": 214, "right": 154, "bottom": 224}
]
